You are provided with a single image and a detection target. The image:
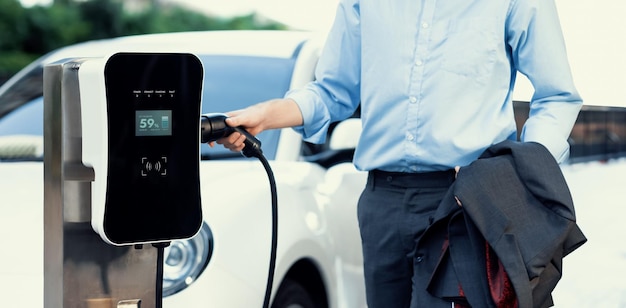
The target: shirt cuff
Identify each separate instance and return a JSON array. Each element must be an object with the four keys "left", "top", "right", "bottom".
[{"left": 285, "top": 88, "right": 331, "bottom": 144}]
